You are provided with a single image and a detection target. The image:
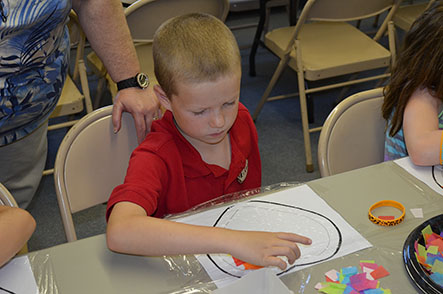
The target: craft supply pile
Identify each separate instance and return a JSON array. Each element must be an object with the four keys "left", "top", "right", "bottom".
[{"left": 315, "top": 261, "right": 391, "bottom": 294}]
